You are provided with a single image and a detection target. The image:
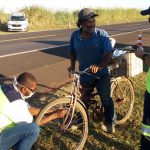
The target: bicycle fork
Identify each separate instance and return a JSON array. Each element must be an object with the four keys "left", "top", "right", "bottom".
[
  {"left": 62, "top": 76, "right": 81, "bottom": 130},
  {"left": 61, "top": 94, "right": 78, "bottom": 130}
]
